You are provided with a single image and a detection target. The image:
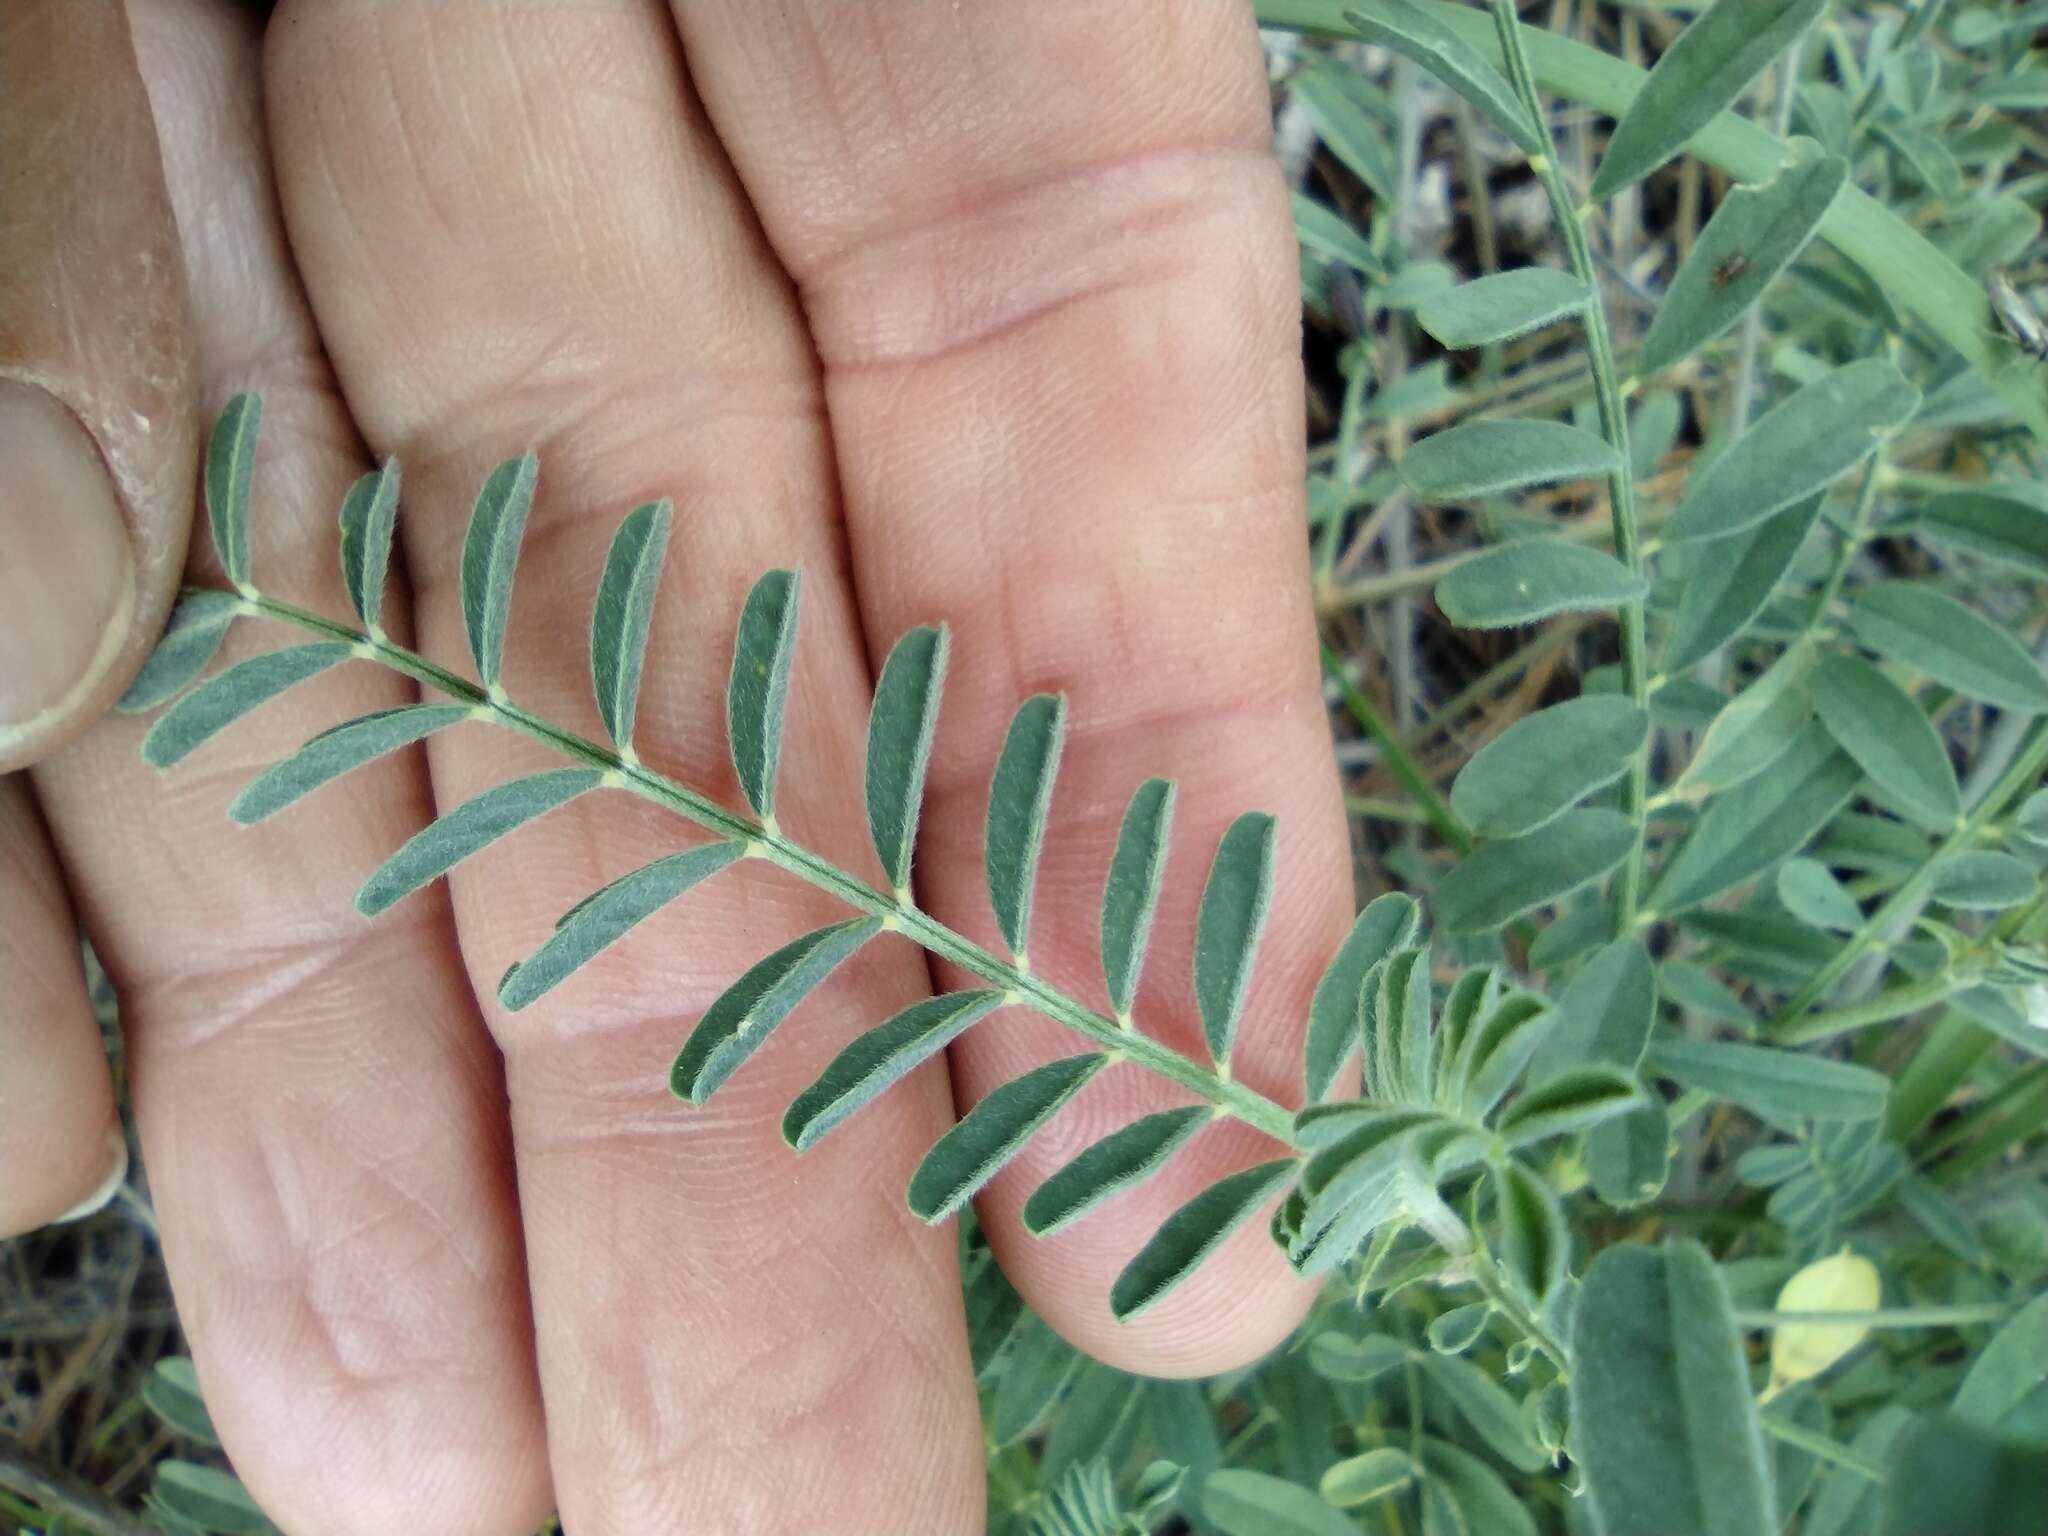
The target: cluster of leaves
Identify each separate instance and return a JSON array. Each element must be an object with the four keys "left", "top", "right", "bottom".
[{"left": 98, "top": 0, "right": 2048, "bottom": 1534}]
